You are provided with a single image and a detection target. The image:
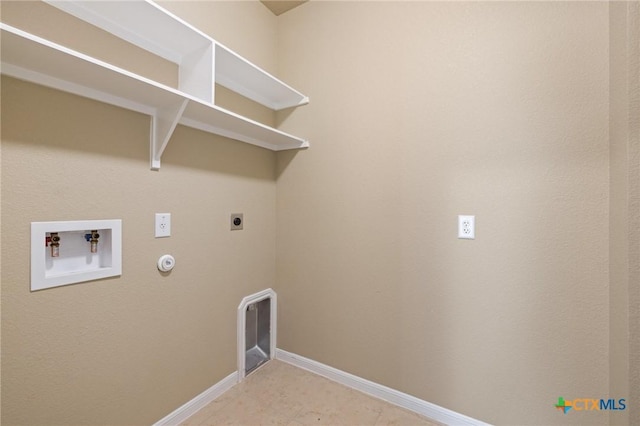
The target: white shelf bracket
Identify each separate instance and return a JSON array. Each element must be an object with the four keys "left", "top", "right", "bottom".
[
  {"left": 3, "top": 4, "right": 309, "bottom": 169},
  {"left": 150, "top": 99, "right": 189, "bottom": 170}
]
